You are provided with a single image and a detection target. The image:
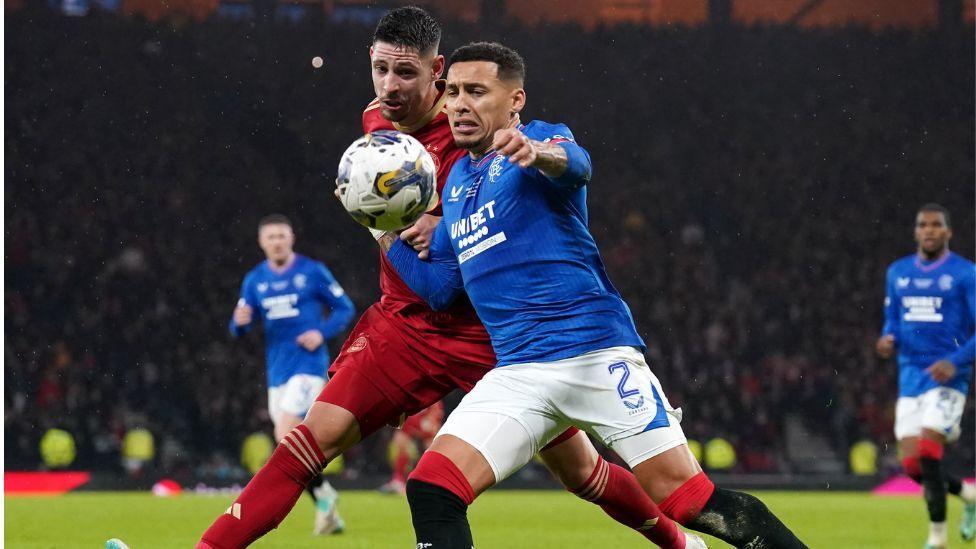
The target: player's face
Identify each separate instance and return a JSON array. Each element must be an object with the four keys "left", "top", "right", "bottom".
[
  {"left": 258, "top": 223, "right": 295, "bottom": 264},
  {"left": 914, "top": 211, "right": 951, "bottom": 257},
  {"left": 445, "top": 61, "right": 525, "bottom": 154},
  {"left": 370, "top": 41, "right": 444, "bottom": 125}
]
